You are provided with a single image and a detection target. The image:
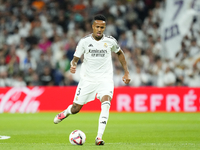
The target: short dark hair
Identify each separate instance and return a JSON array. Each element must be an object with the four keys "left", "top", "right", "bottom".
[{"left": 93, "top": 14, "right": 106, "bottom": 22}]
